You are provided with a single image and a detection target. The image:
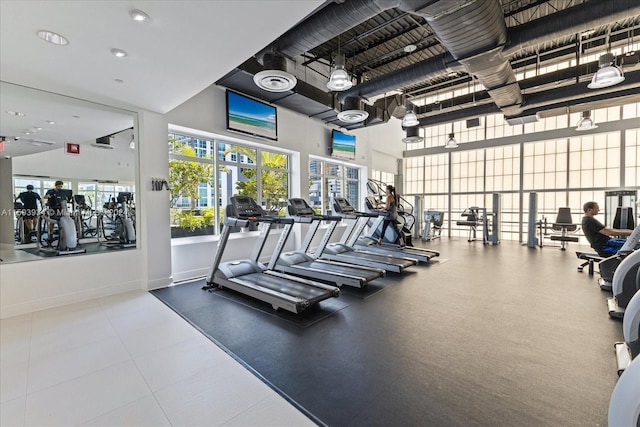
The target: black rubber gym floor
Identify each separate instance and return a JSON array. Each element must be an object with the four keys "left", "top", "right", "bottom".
[{"left": 152, "top": 239, "right": 622, "bottom": 426}]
